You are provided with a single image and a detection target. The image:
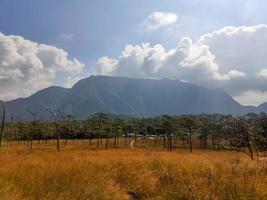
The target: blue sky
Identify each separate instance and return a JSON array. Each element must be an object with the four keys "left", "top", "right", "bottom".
[
  {"left": 1, "top": 0, "right": 267, "bottom": 105},
  {"left": 1, "top": 0, "right": 266, "bottom": 68}
]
